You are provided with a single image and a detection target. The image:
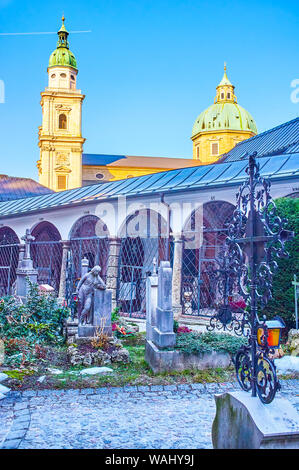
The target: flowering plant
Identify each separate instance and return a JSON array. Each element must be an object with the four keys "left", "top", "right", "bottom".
[
  {"left": 112, "top": 322, "right": 134, "bottom": 338},
  {"left": 177, "top": 326, "right": 193, "bottom": 335},
  {"left": 229, "top": 298, "right": 246, "bottom": 312}
]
